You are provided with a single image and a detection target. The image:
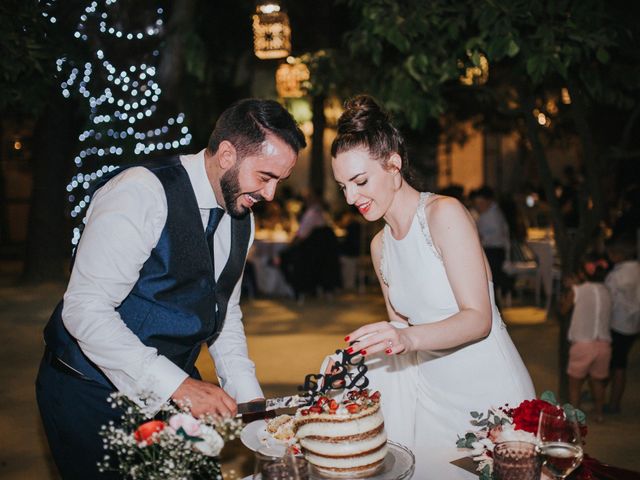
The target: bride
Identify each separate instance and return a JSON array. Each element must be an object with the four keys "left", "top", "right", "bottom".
[{"left": 331, "top": 95, "right": 535, "bottom": 477}]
